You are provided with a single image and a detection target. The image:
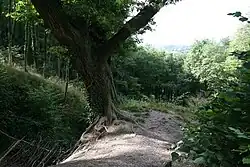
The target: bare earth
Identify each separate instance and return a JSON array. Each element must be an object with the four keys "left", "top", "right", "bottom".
[{"left": 51, "top": 110, "right": 189, "bottom": 167}]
